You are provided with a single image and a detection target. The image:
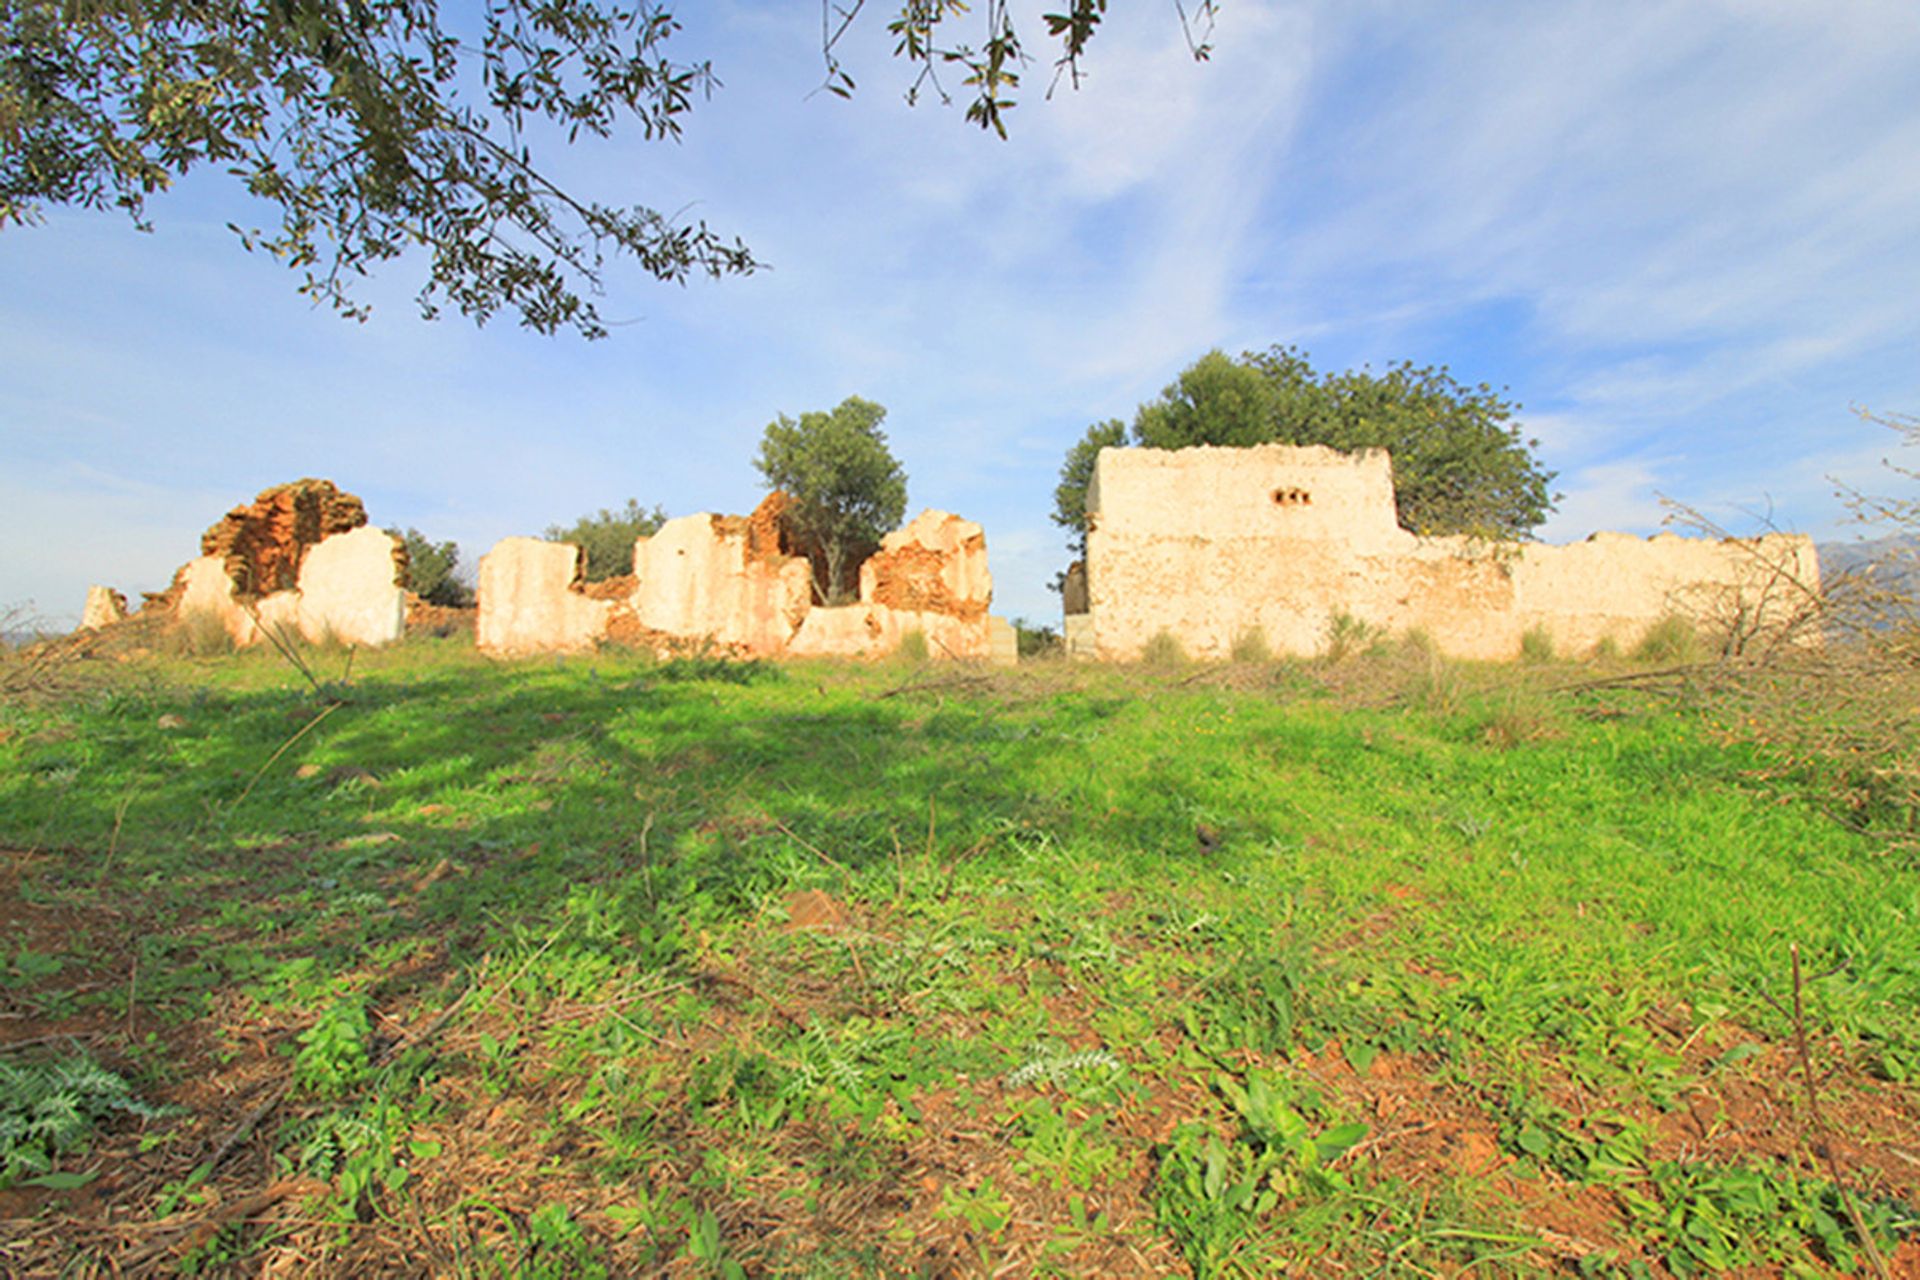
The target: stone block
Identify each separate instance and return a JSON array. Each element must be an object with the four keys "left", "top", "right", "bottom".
[
  {"left": 988, "top": 615, "right": 1018, "bottom": 666},
  {"left": 80, "top": 586, "right": 127, "bottom": 630}
]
